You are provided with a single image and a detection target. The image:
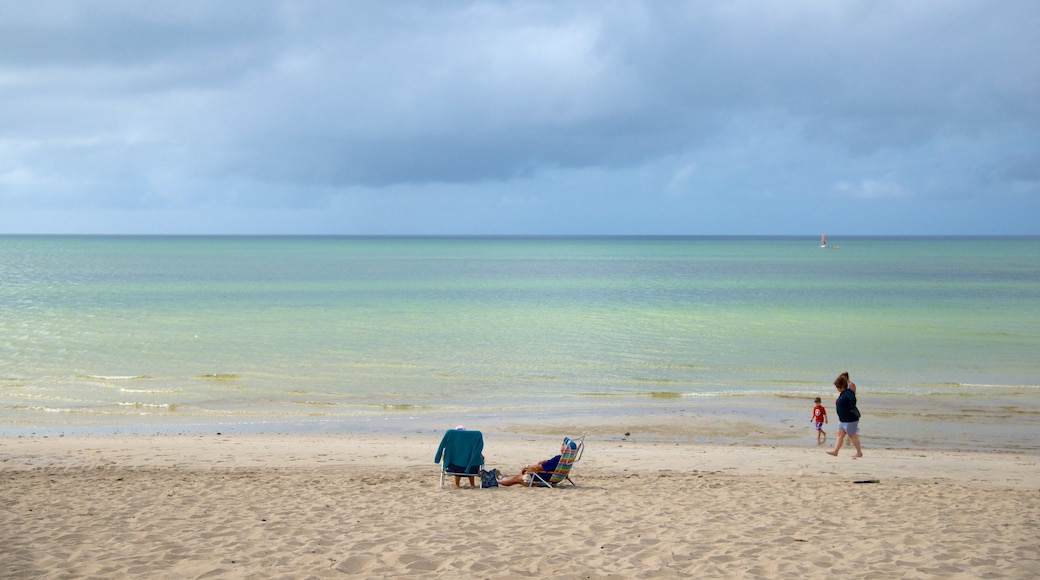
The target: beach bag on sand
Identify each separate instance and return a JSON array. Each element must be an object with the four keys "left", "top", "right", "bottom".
[{"left": 480, "top": 468, "right": 499, "bottom": 488}]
